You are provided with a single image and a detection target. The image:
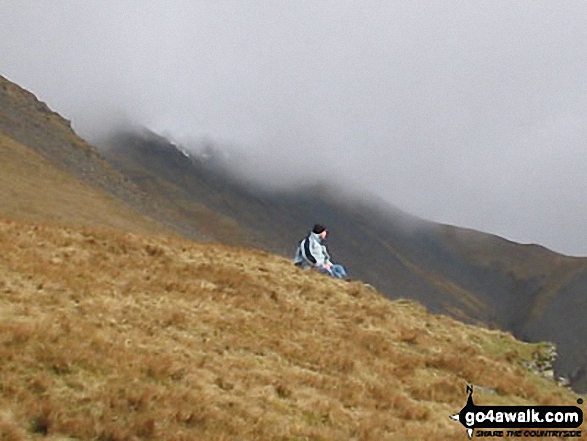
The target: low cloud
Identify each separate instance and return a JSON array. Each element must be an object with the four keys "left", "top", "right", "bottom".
[{"left": 1, "top": 1, "right": 586, "bottom": 255}]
